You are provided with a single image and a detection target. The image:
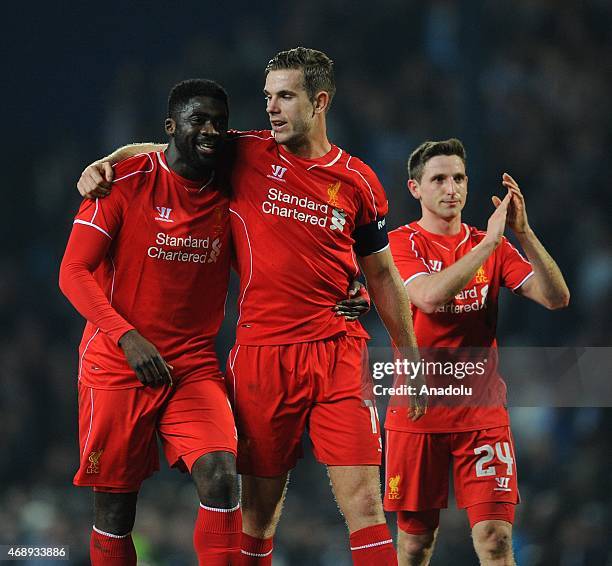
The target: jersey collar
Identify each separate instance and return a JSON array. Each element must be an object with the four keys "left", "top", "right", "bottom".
[{"left": 276, "top": 141, "right": 343, "bottom": 171}]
